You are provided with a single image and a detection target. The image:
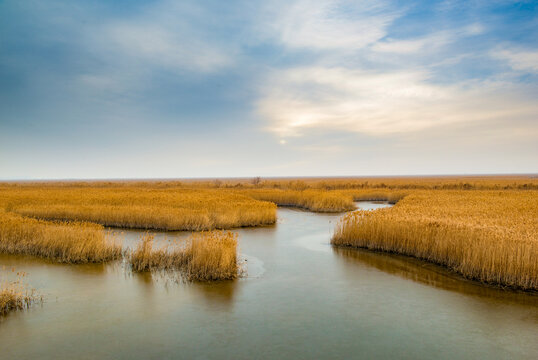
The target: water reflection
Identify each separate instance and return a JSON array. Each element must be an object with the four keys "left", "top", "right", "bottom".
[
  {"left": 190, "top": 281, "right": 239, "bottom": 311},
  {"left": 333, "top": 247, "right": 538, "bottom": 307},
  {"left": 0, "top": 253, "right": 108, "bottom": 276},
  {"left": 132, "top": 269, "right": 154, "bottom": 286}
]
